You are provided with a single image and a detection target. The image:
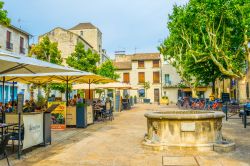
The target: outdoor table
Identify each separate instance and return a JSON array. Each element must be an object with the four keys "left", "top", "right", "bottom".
[{"left": 0, "top": 123, "right": 18, "bottom": 139}]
